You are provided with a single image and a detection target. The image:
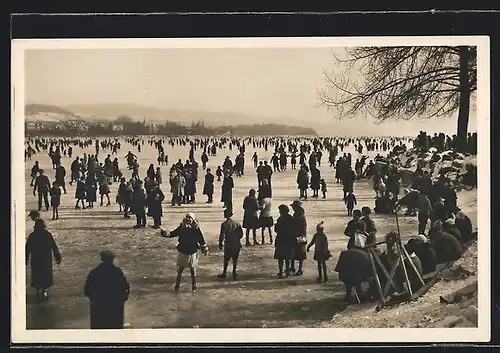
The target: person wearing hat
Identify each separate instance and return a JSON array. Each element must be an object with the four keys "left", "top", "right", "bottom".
[
  {"left": 147, "top": 180, "right": 165, "bottom": 228},
  {"left": 84, "top": 250, "right": 131, "bottom": 329},
  {"left": 290, "top": 200, "right": 308, "bottom": 276},
  {"left": 162, "top": 213, "right": 208, "bottom": 293},
  {"left": 28, "top": 210, "right": 40, "bottom": 222},
  {"left": 132, "top": 182, "right": 148, "bottom": 228},
  {"left": 442, "top": 218, "right": 463, "bottom": 244},
  {"left": 169, "top": 168, "right": 185, "bottom": 207},
  {"left": 242, "top": 189, "right": 260, "bottom": 246},
  {"left": 405, "top": 234, "right": 437, "bottom": 275},
  {"left": 202, "top": 168, "right": 215, "bottom": 204},
  {"left": 274, "top": 204, "right": 295, "bottom": 278},
  {"left": 455, "top": 210, "right": 474, "bottom": 244},
  {"left": 428, "top": 220, "right": 464, "bottom": 264},
  {"left": 30, "top": 160, "right": 40, "bottom": 186},
  {"left": 33, "top": 168, "right": 51, "bottom": 212},
  {"left": 344, "top": 209, "right": 367, "bottom": 250},
  {"left": 221, "top": 170, "right": 234, "bottom": 213},
  {"left": 25, "top": 218, "right": 61, "bottom": 300},
  {"left": 307, "top": 221, "right": 331, "bottom": 283},
  {"left": 296, "top": 165, "right": 310, "bottom": 200},
  {"left": 361, "top": 206, "right": 377, "bottom": 247},
  {"left": 217, "top": 209, "right": 244, "bottom": 281}
]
